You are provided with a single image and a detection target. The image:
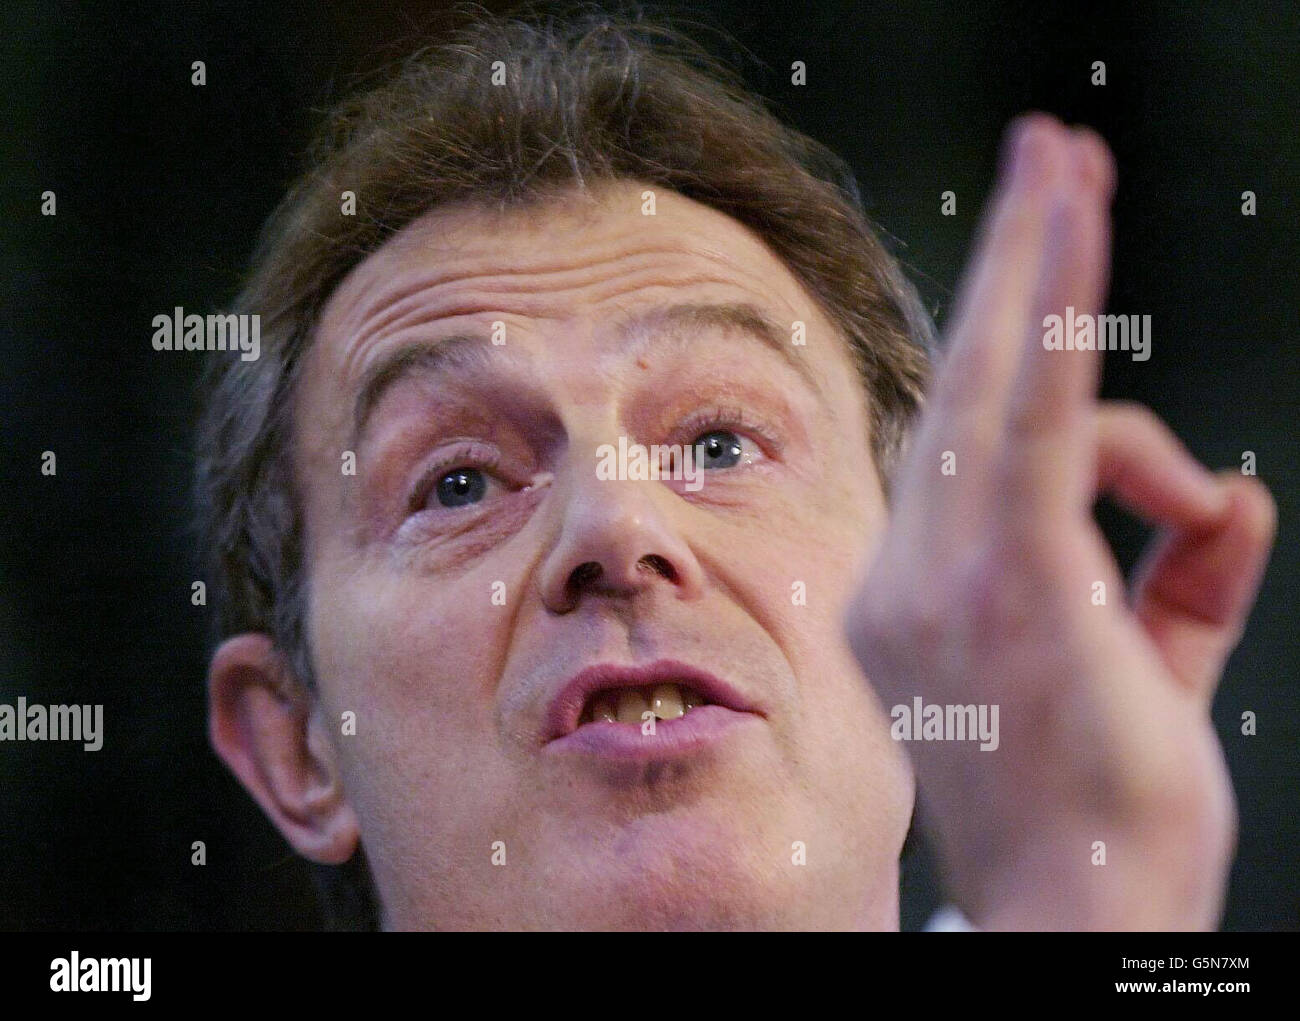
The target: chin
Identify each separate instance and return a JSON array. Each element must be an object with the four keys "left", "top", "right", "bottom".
[
  {"left": 551, "top": 875, "right": 795, "bottom": 931},
  {"left": 529, "top": 812, "right": 824, "bottom": 930}
]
